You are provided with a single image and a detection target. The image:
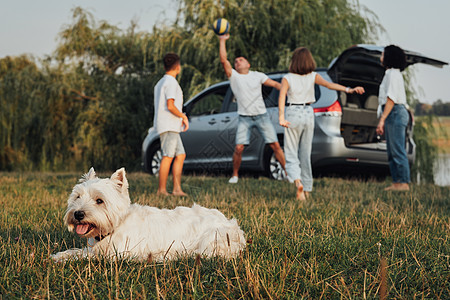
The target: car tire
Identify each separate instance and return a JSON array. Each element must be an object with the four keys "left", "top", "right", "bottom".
[
  {"left": 147, "top": 142, "right": 162, "bottom": 176},
  {"left": 264, "top": 147, "right": 287, "bottom": 181}
]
